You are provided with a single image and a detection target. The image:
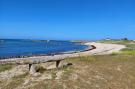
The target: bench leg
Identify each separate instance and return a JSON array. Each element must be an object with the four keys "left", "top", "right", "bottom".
[
  {"left": 29, "top": 64, "right": 36, "bottom": 74},
  {"left": 56, "top": 60, "right": 61, "bottom": 68},
  {"left": 29, "top": 64, "right": 32, "bottom": 71}
]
